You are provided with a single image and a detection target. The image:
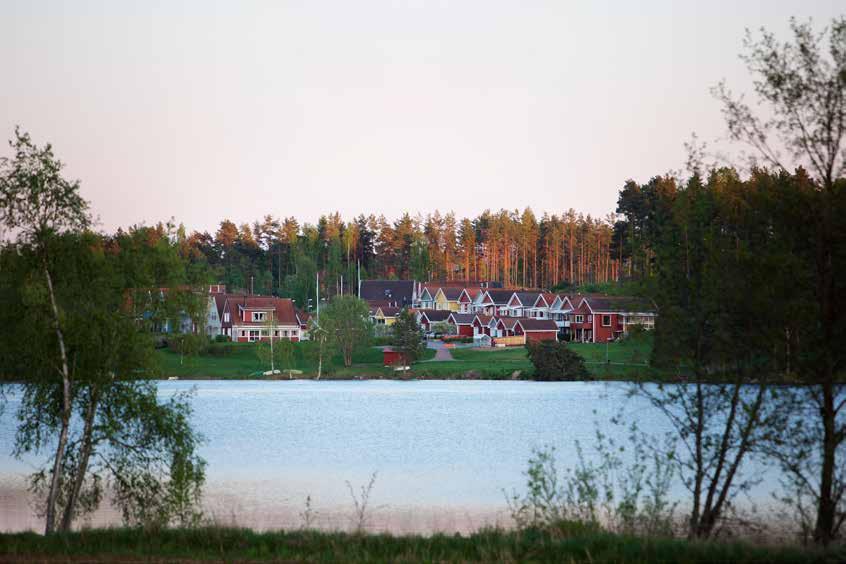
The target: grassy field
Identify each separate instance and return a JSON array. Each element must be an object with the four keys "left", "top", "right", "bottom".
[
  {"left": 155, "top": 342, "right": 436, "bottom": 380},
  {"left": 0, "top": 525, "right": 835, "bottom": 563},
  {"left": 154, "top": 338, "right": 659, "bottom": 381}
]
